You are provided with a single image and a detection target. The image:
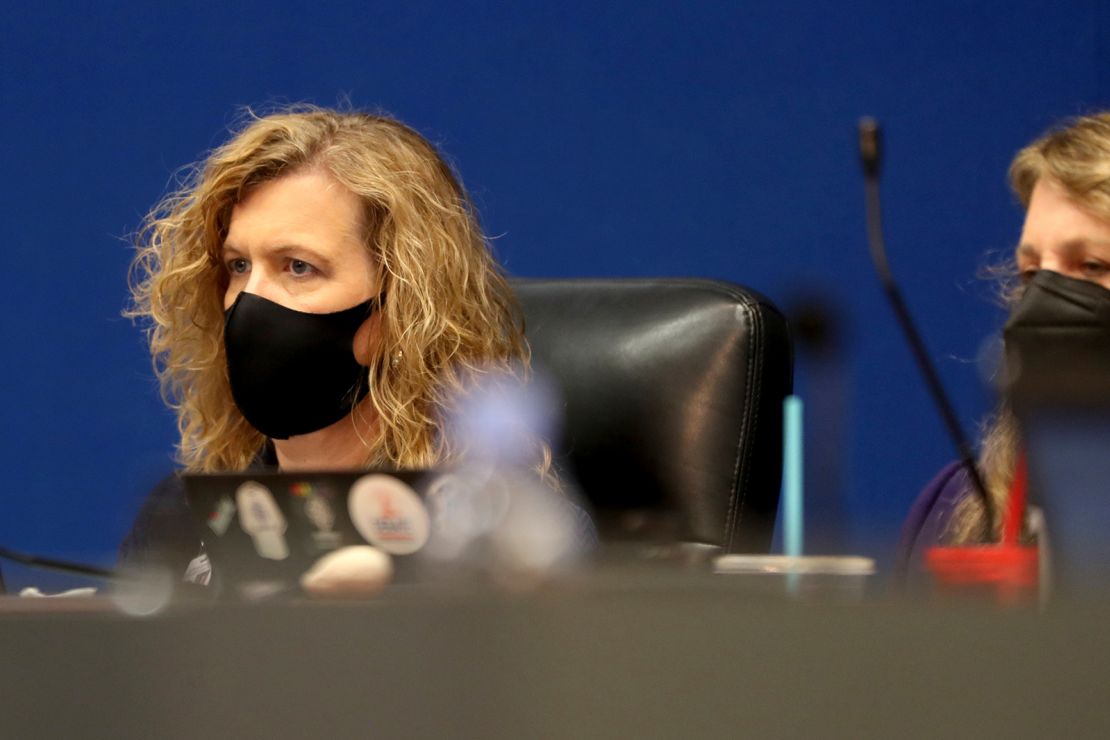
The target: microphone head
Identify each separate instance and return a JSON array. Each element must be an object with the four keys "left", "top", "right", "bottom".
[{"left": 858, "top": 117, "right": 882, "bottom": 177}]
